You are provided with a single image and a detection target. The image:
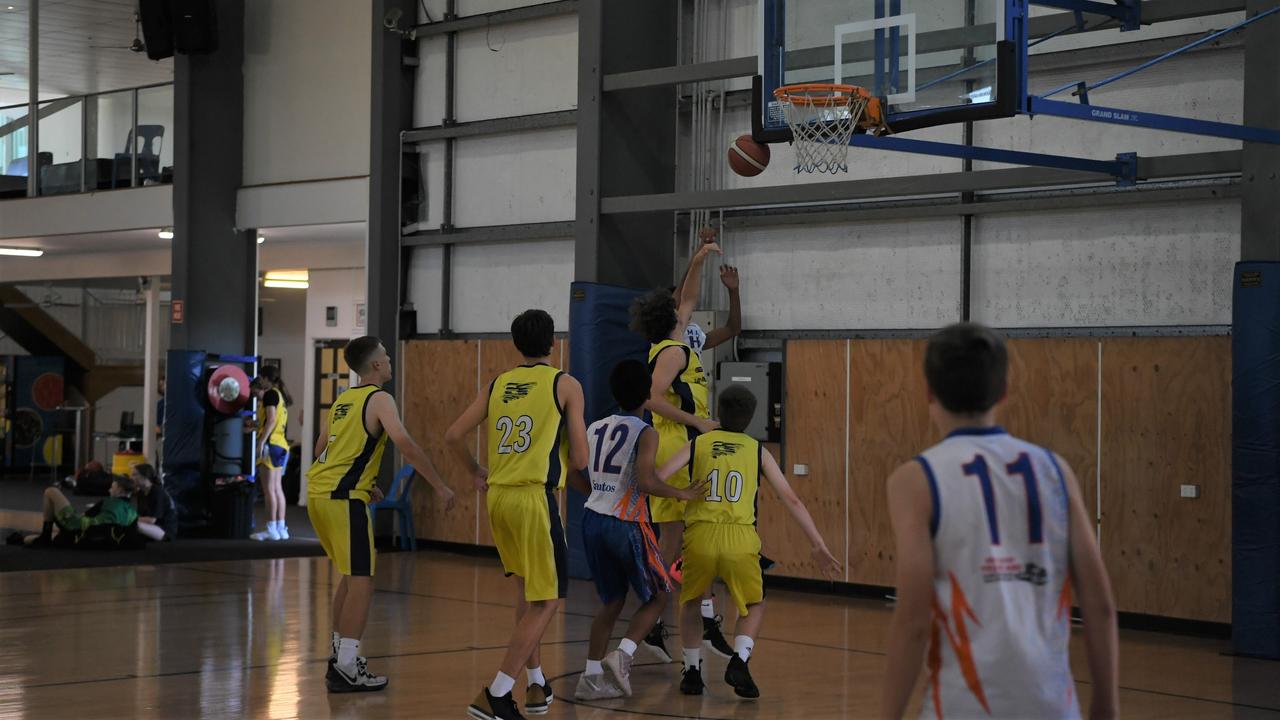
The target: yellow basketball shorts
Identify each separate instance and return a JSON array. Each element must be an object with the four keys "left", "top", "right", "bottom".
[
  {"left": 487, "top": 485, "right": 568, "bottom": 602},
  {"left": 650, "top": 425, "right": 693, "bottom": 524},
  {"left": 258, "top": 444, "right": 289, "bottom": 471},
  {"left": 308, "top": 495, "right": 375, "bottom": 577},
  {"left": 679, "top": 522, "right": 764, "bottom": 616}
]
